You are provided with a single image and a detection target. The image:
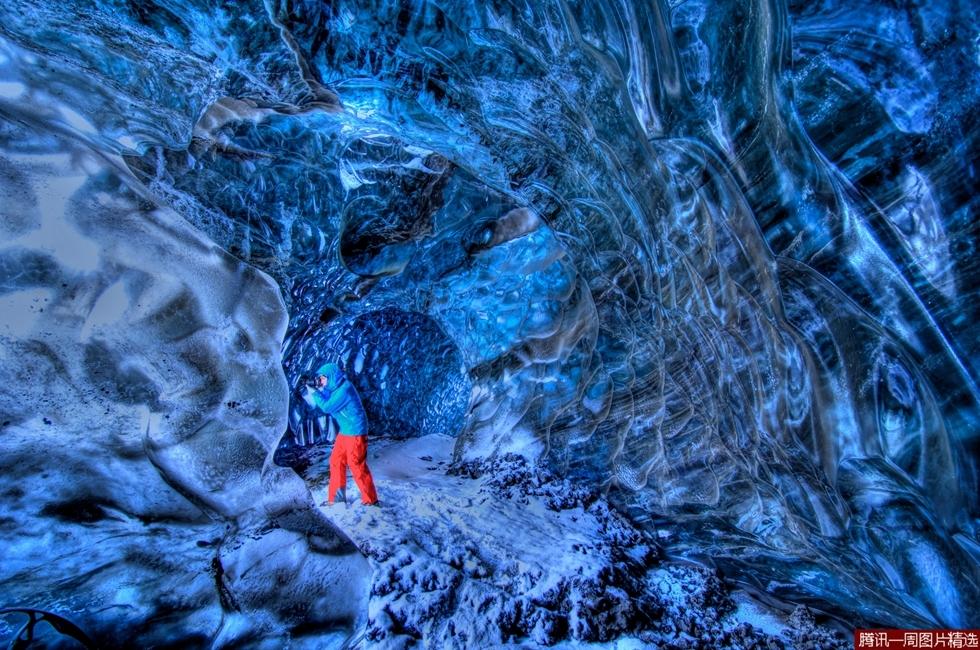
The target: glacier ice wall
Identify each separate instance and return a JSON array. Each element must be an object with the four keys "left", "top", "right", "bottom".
[
  {"left": 0, "top": 41, "right": 370, "bottom": 647},
  {"left": 0, "top": 0, "right": 978, "bottom": 636}
]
